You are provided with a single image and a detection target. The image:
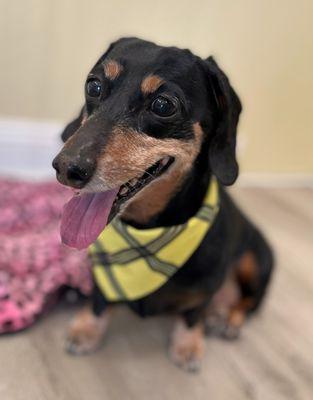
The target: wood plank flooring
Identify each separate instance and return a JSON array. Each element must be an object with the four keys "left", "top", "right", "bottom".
[{"left": 0, "top": 188, "right": 312, "bottom": 400}]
